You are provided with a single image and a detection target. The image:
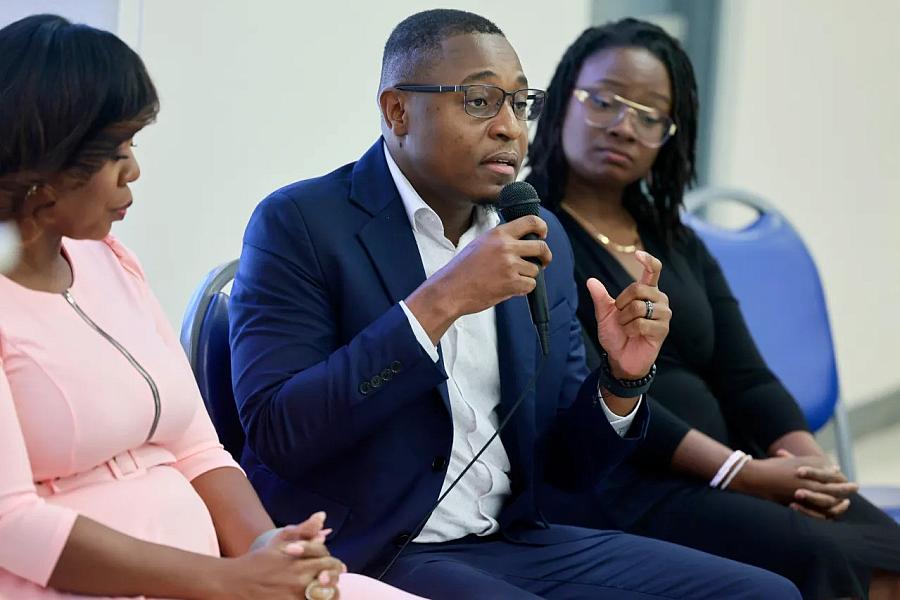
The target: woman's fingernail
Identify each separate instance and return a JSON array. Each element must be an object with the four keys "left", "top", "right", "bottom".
[
  {"left": 319, "top": 571, "right": 331, "bottom": 585},
  {"left": 797, "top": 468, "right": 807, "bottom": 477},
  {"left": 320, "top": 528, "right": 333, "bottom": 537},
  {"left": 313, "top": 511, "right": 326, "bottom": 521},
  {"left": 795, "top": 490, "right": 805, "bottom": 499},
  {"left": 341, "top": 564, "right": 348, "bottom": 573}
]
